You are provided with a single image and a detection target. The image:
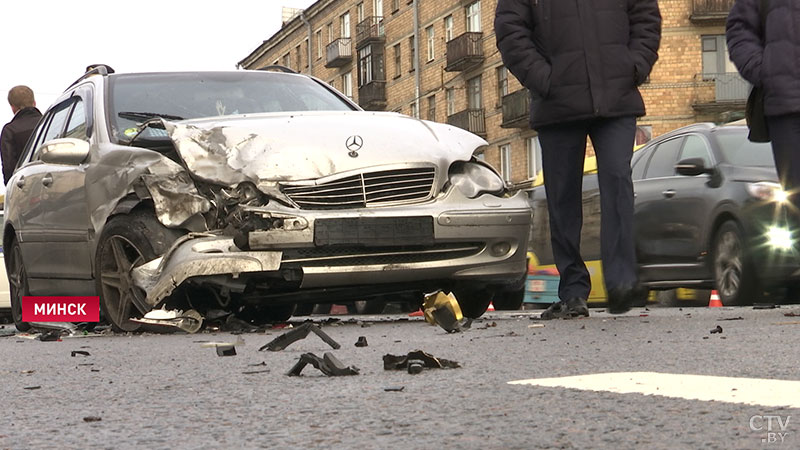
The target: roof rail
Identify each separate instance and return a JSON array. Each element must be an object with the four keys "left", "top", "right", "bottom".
[
  {"left": 256, "top": 65, "right": 297, "bottom": 74},
  {"left": 64, "top": 64, "right": 116, "bottom": 91}
]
